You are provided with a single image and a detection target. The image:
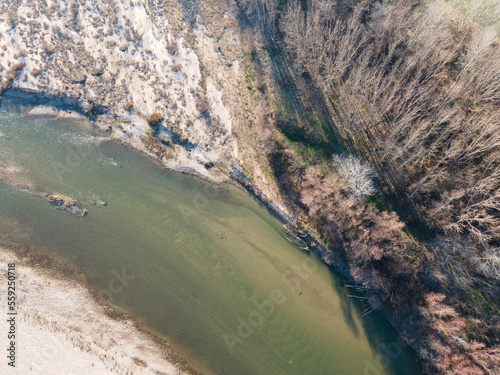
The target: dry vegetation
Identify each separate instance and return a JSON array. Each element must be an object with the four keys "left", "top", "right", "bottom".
[
  {"left": 146, "top": 112, "right": 164, "bottom": 126},
  {"left": 237, "top": 0, "right": 500, "bottom": 373},
  {"left": 279, "top": 0, "right": 500, "bottom": 243}
]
